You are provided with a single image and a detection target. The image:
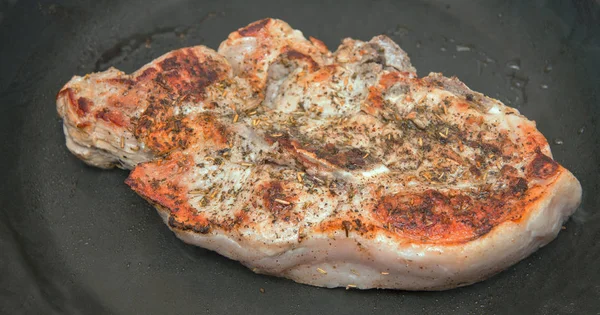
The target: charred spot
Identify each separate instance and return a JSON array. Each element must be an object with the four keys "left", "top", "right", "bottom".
[
  {"left": 375, "top": 190, "right": 449, "bottom": 231},
  {"left": 450, "top": 194, "right": 473, "bottom": 214},
  {"left": 465, "top": 93, "right": 474, "bottom": 101},
  {"left": 108, "top": 77, "right": 135, "bottom": 86},
  {"left": 465, "top": 140, "right": 502, "bottom": 156},
  {"left": 95, "top": 108, "right": 126, "bottom": 127},
  {"left": 508, "top": 177, "right": 528, "bottom": 197},
  {"left": 154, "top": 73, "right": 173, "bottom": 92},
  {"left": 527, "top": 152, "right": 559, "bottom": 179},
  {"left": 353, "top": 219, "right": 366, "bottom": 232},
  {"left": 340, "top": 148, "right": 368, "bottom": 170},
  {"left": 192, "top": 224, "right": 210, "bottom": 234},
  {"left": 166, "top": 182, "right": 181, "bottom": 192},
  {"left": 475, "top": 223, "right": 492, "bottom": 236},
  {"left": 168, "top": 216, "right": 210, "bottom": 234},
  {"left": 283, "top": 49, "right": 320, "bottom": 70},
  {"left": 136, "top": 67, "right": 158, "bottom": 82},
  {"left": 136, "top": 117, "right": 153, "bottom": 130},
  {"left": 238, "top": 18, "right": 270, "bottom": 36},
  {"left": 163, "top": 70, "right": 183, "bottom": 80},
  {"left": 160, "top": 56, "right": 180, "bottom": 71},
  {"left": 500, "top": 165, "right": 519, "bottom": 177},
  {"left": 75, "top": 97, "right": 93, "bottom": 116},
  {"left": 469, "top": 165, "right": 481, "bottom": 177},
  {"left": 265, "top": 133, "right": 296, "bottom": 151},
  {"left": 142, "top": 50, "right": 226, "bottom": 100},
  {"left": 479, "top": 142, "right": 502, "bottom": 155},
  {"left": 373, "top": 188, "right": 521, "bottom": 242},
  {"left": 261, "top": 181, "right": 296, "bottom": 219},
  {"left": 183, "top": 59, "right": 223, "bottom": 98},
  {"left": 217, "top": 148, "right": 230, "bottom": 156},
  {"left": 314, "top": 145, "right": 368, "bottom": 170}
]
